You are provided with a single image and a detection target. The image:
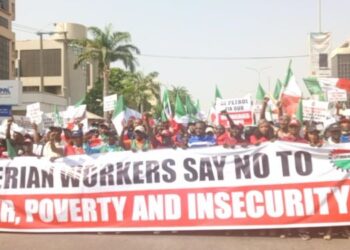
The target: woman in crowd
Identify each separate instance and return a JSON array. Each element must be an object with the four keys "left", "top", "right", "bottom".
[
  {"left": 279, "top": 119, "right": 307, "bottom": 143},
  {"left": 249, "top": 119, "right": 275, "bottom": 145}
]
